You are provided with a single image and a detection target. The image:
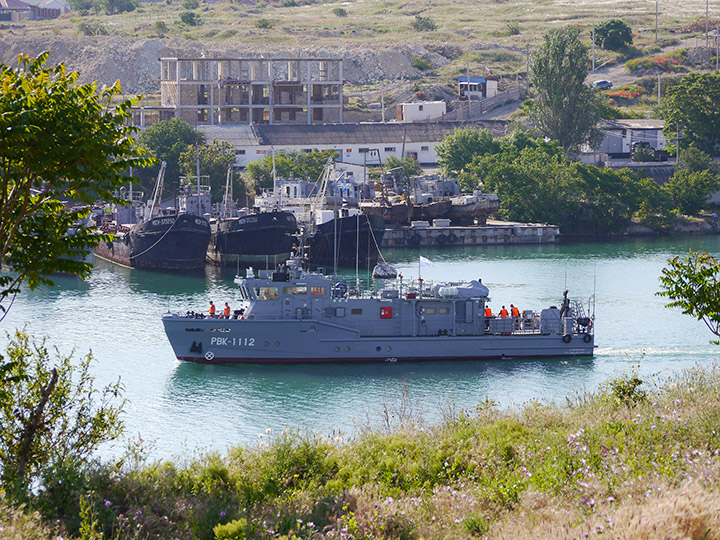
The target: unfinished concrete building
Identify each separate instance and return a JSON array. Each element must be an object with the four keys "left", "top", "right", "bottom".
[{"left": 158, "top": 57, "right": 343, "bottom": 126}]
